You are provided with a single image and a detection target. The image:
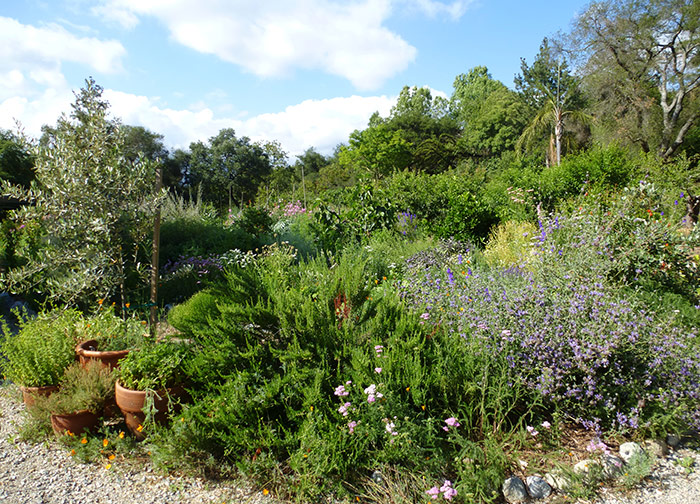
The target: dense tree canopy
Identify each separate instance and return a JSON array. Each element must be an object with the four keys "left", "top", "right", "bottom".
[
  {"left": 573, "top": 0, "right": 700, "bottom": 159},
  {"left": 0, "top": 130, "right": 34, "bottom": 188}
]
